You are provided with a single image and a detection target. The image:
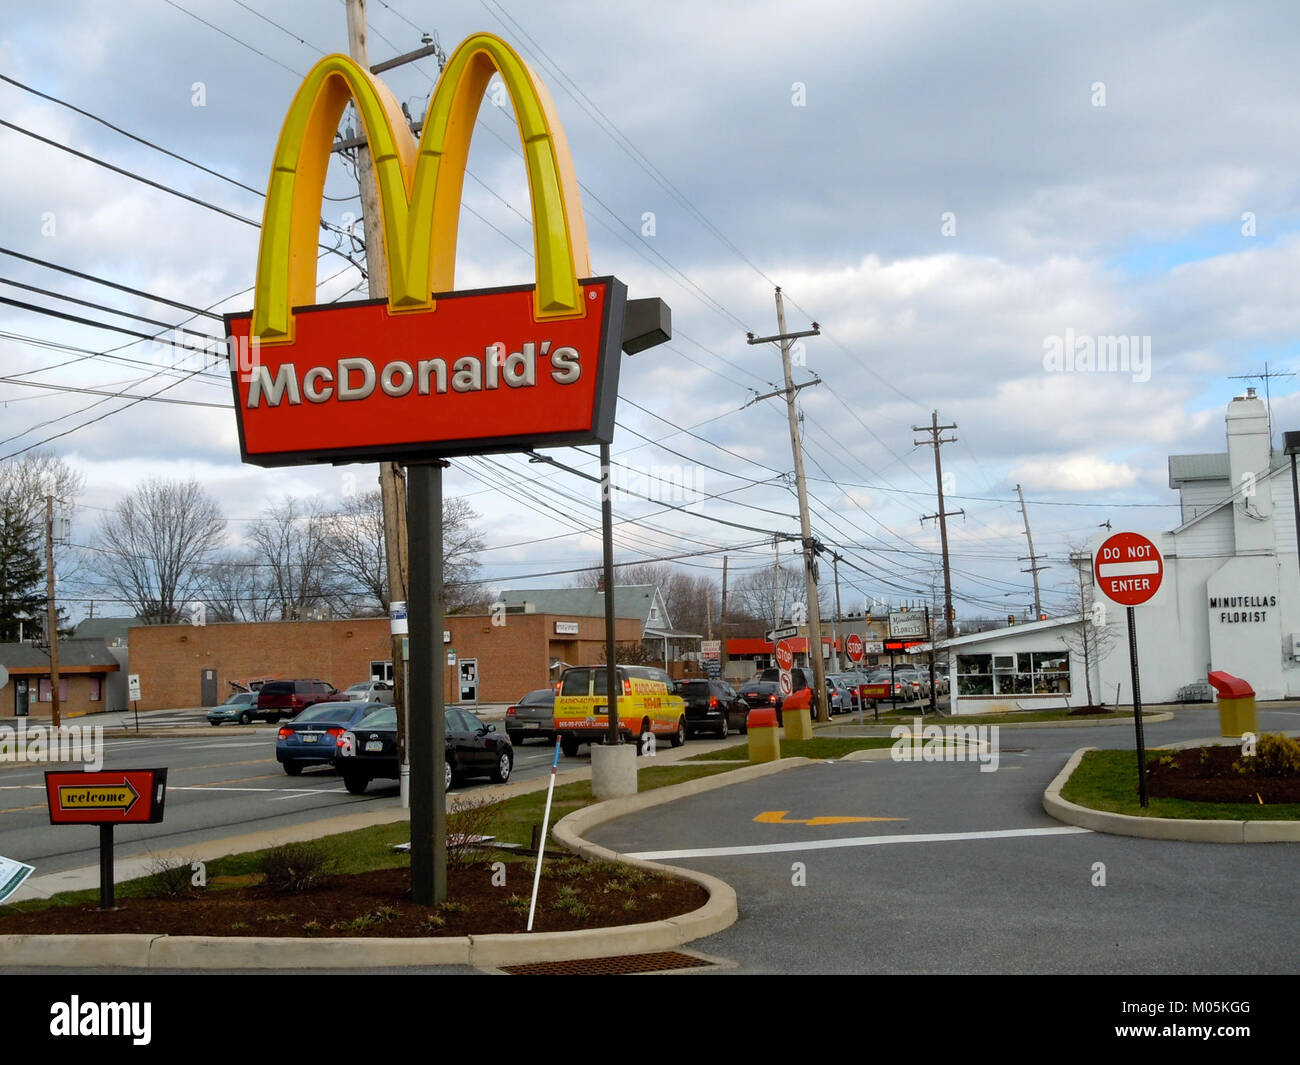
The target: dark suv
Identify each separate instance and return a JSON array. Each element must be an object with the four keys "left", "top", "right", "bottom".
[
  {"left": 676, "top": 678, "right": 750, "bottom": 737},
  {"left": 255, "top": 679, "right": 344, "bottom": 723}
]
